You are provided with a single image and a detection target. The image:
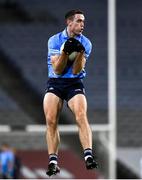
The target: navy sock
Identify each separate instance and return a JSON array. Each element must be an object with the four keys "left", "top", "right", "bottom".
[
  {"left": 49, "top": 154, "right": 58, "bottom": 164},
  {"left": 84, "top": 148, "right": 93, "bottom": 161}
]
